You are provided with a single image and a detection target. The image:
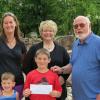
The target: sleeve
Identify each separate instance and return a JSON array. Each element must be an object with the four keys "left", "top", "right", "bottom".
[
  {"left": 54, "top": 74, "right": 62, "bottom": 92},
  {"left": 60, "top": 47, "right": 70, "bottom": 80},
  {"left": 21, "top": 42, "right": 27, "bottom": 54},
  {"left": 21, "top": 42, "right": 27, "bottom": 56},
  {"left": 24, "top": 73, "right": 31, "bottom": 90},
  {"left": 23, "top": 45, "right": 36, "bottom": 74},
  {"left": 19, "top": 41, "right": 27, "bottom": 70},
  {"left": 63, "top": 48, "right": 70, "bottom": 65}
]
